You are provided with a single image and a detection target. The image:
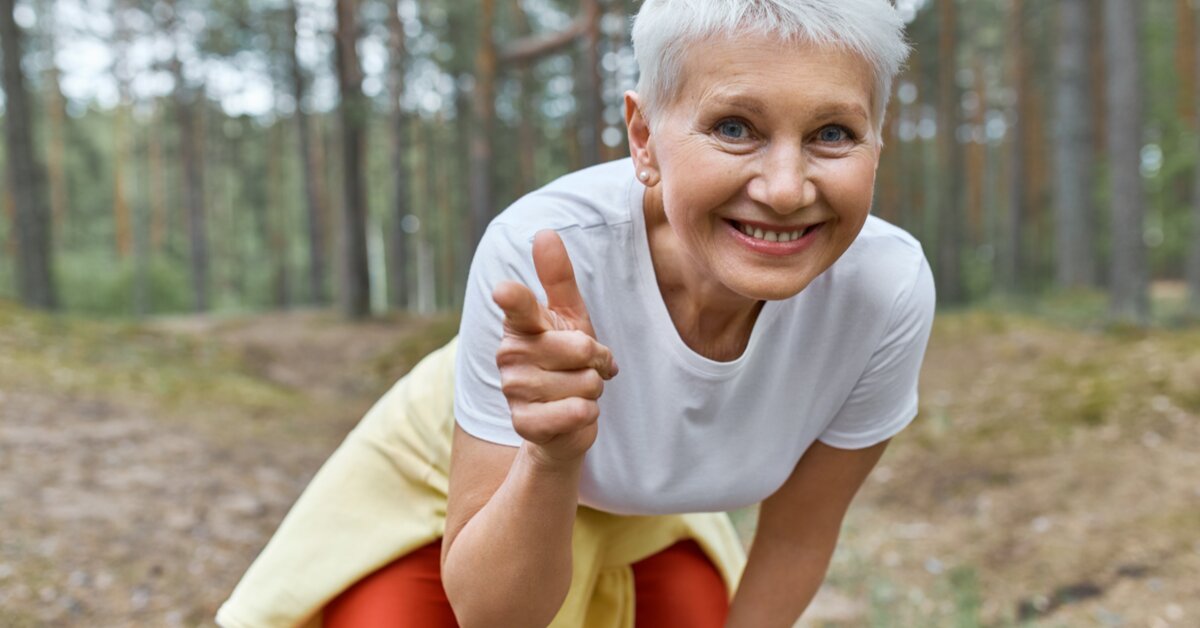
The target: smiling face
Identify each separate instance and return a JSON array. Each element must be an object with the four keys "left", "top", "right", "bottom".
[{"left": 629, "top": 34, "right": 881, "bottom": 305}]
